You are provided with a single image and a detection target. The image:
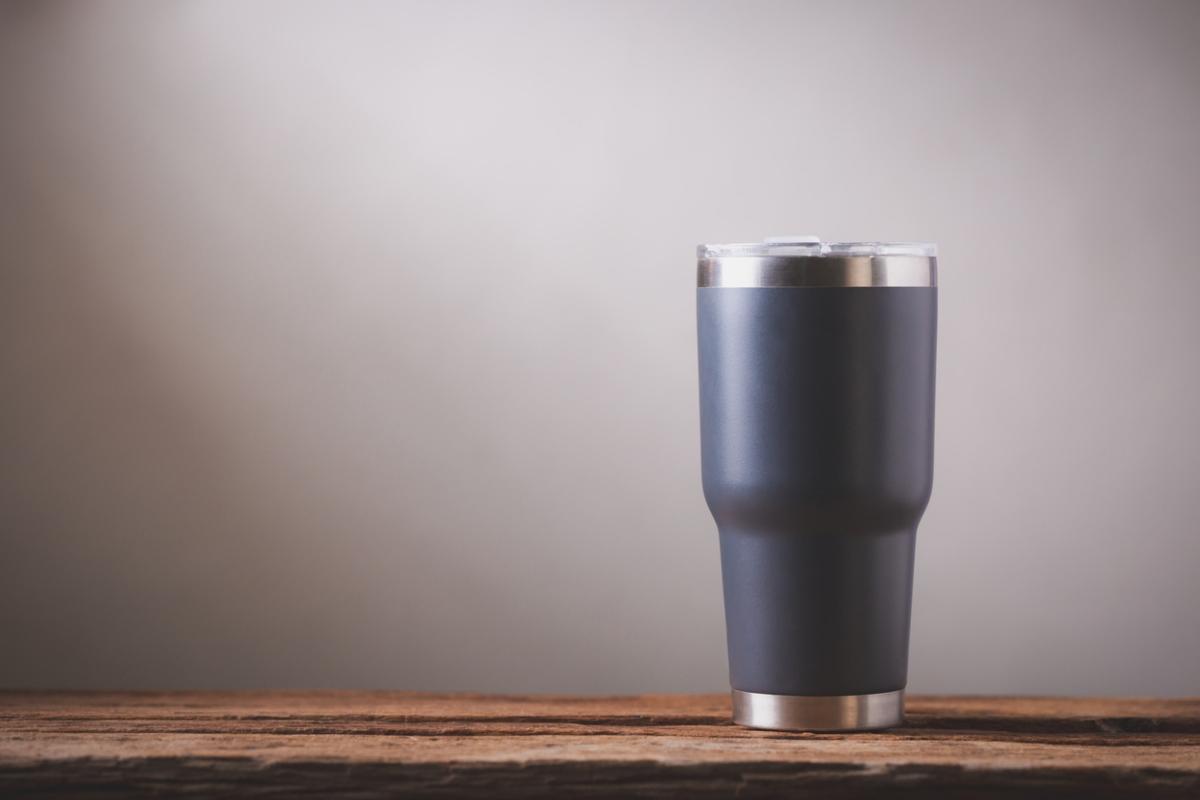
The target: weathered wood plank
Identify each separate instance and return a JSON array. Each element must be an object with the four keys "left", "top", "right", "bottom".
[{"left": 1, "top": 692, "right": 1197, "bottom": 798}]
